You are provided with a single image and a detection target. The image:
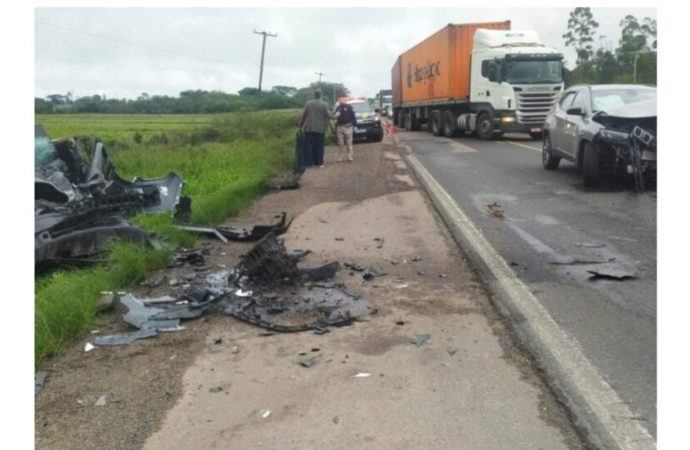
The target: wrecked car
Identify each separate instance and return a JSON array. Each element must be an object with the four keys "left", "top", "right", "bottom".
[
  {"left": 35, "top": 125, "right": 184, "bottom": 266},
  {"left": 541, "top": 84, "right": 657, "bottom": 190}
]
